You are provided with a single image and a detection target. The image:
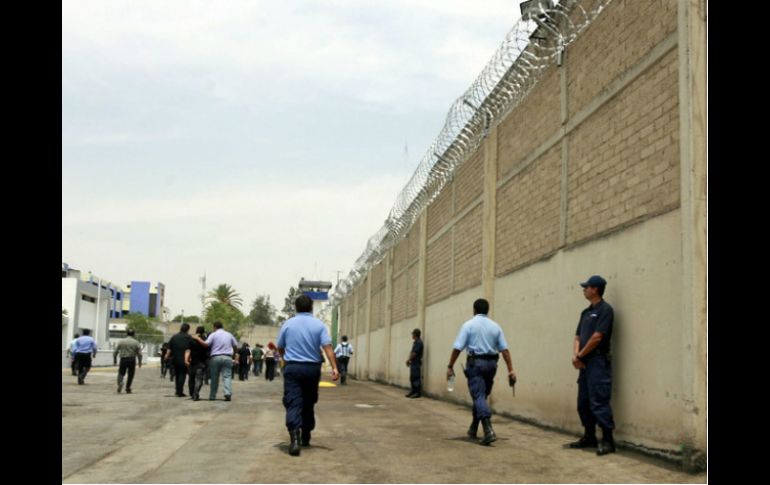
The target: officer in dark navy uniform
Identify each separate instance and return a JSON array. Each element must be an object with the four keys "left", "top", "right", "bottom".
[
  {"left": 568, "top": 275, "right": 616, "bottom": 455},
  {"left": 405, "top": 329, "right": 424, "bottom": 398}
]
